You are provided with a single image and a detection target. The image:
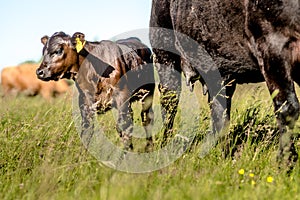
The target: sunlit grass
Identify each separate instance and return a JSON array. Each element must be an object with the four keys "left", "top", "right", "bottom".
[{"left": 0, "top": 83, "right": 300, "bottom": 199}]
